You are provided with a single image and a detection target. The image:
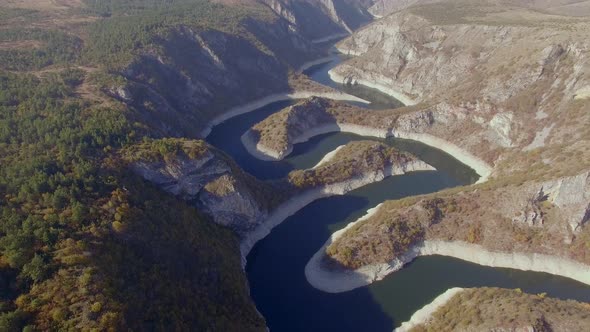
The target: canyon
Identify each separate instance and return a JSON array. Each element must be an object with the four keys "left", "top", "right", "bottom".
[{"left": 2, "top": 0, "right": 590, "bottom": 331}]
